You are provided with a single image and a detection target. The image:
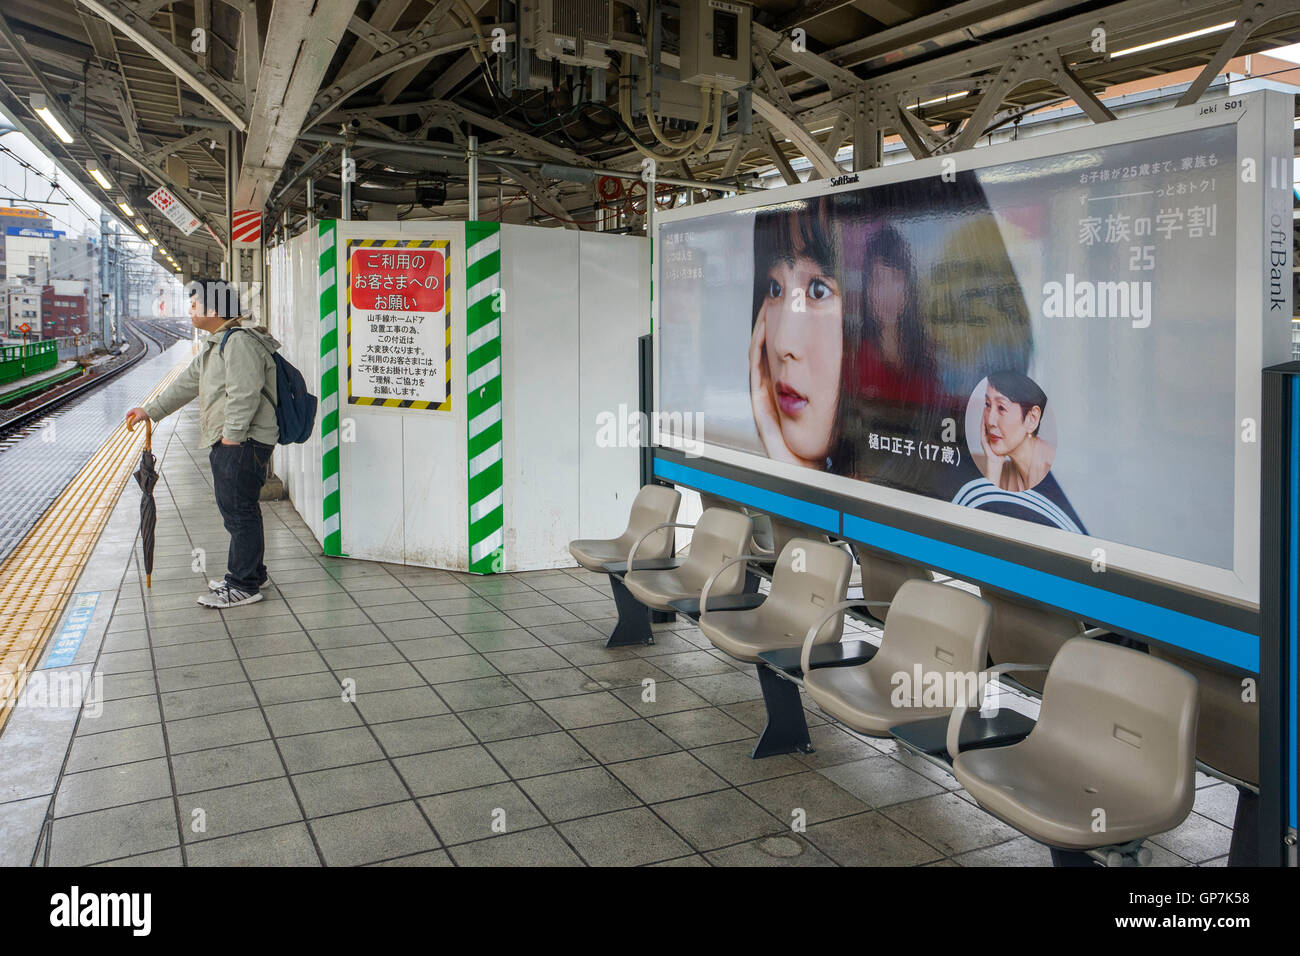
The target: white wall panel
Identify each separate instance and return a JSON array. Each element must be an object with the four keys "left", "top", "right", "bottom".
[
  {"left": 400, "top": 220, "right": 467, "bottom": 569},
  {"left": 271, "top": 218, "right": 650, "bottom": 574},
  {"left": 578, "top": 232, "right": 646, "bottom": 541},
  {"left": 269, "top": 228, "right": 324, "bottom": 544},
  {"left": 501, "top": 225, "right": 580, "bottom": 569},
  {"left": 333, "top": 221, "right": 467, "bottom": 568}
]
